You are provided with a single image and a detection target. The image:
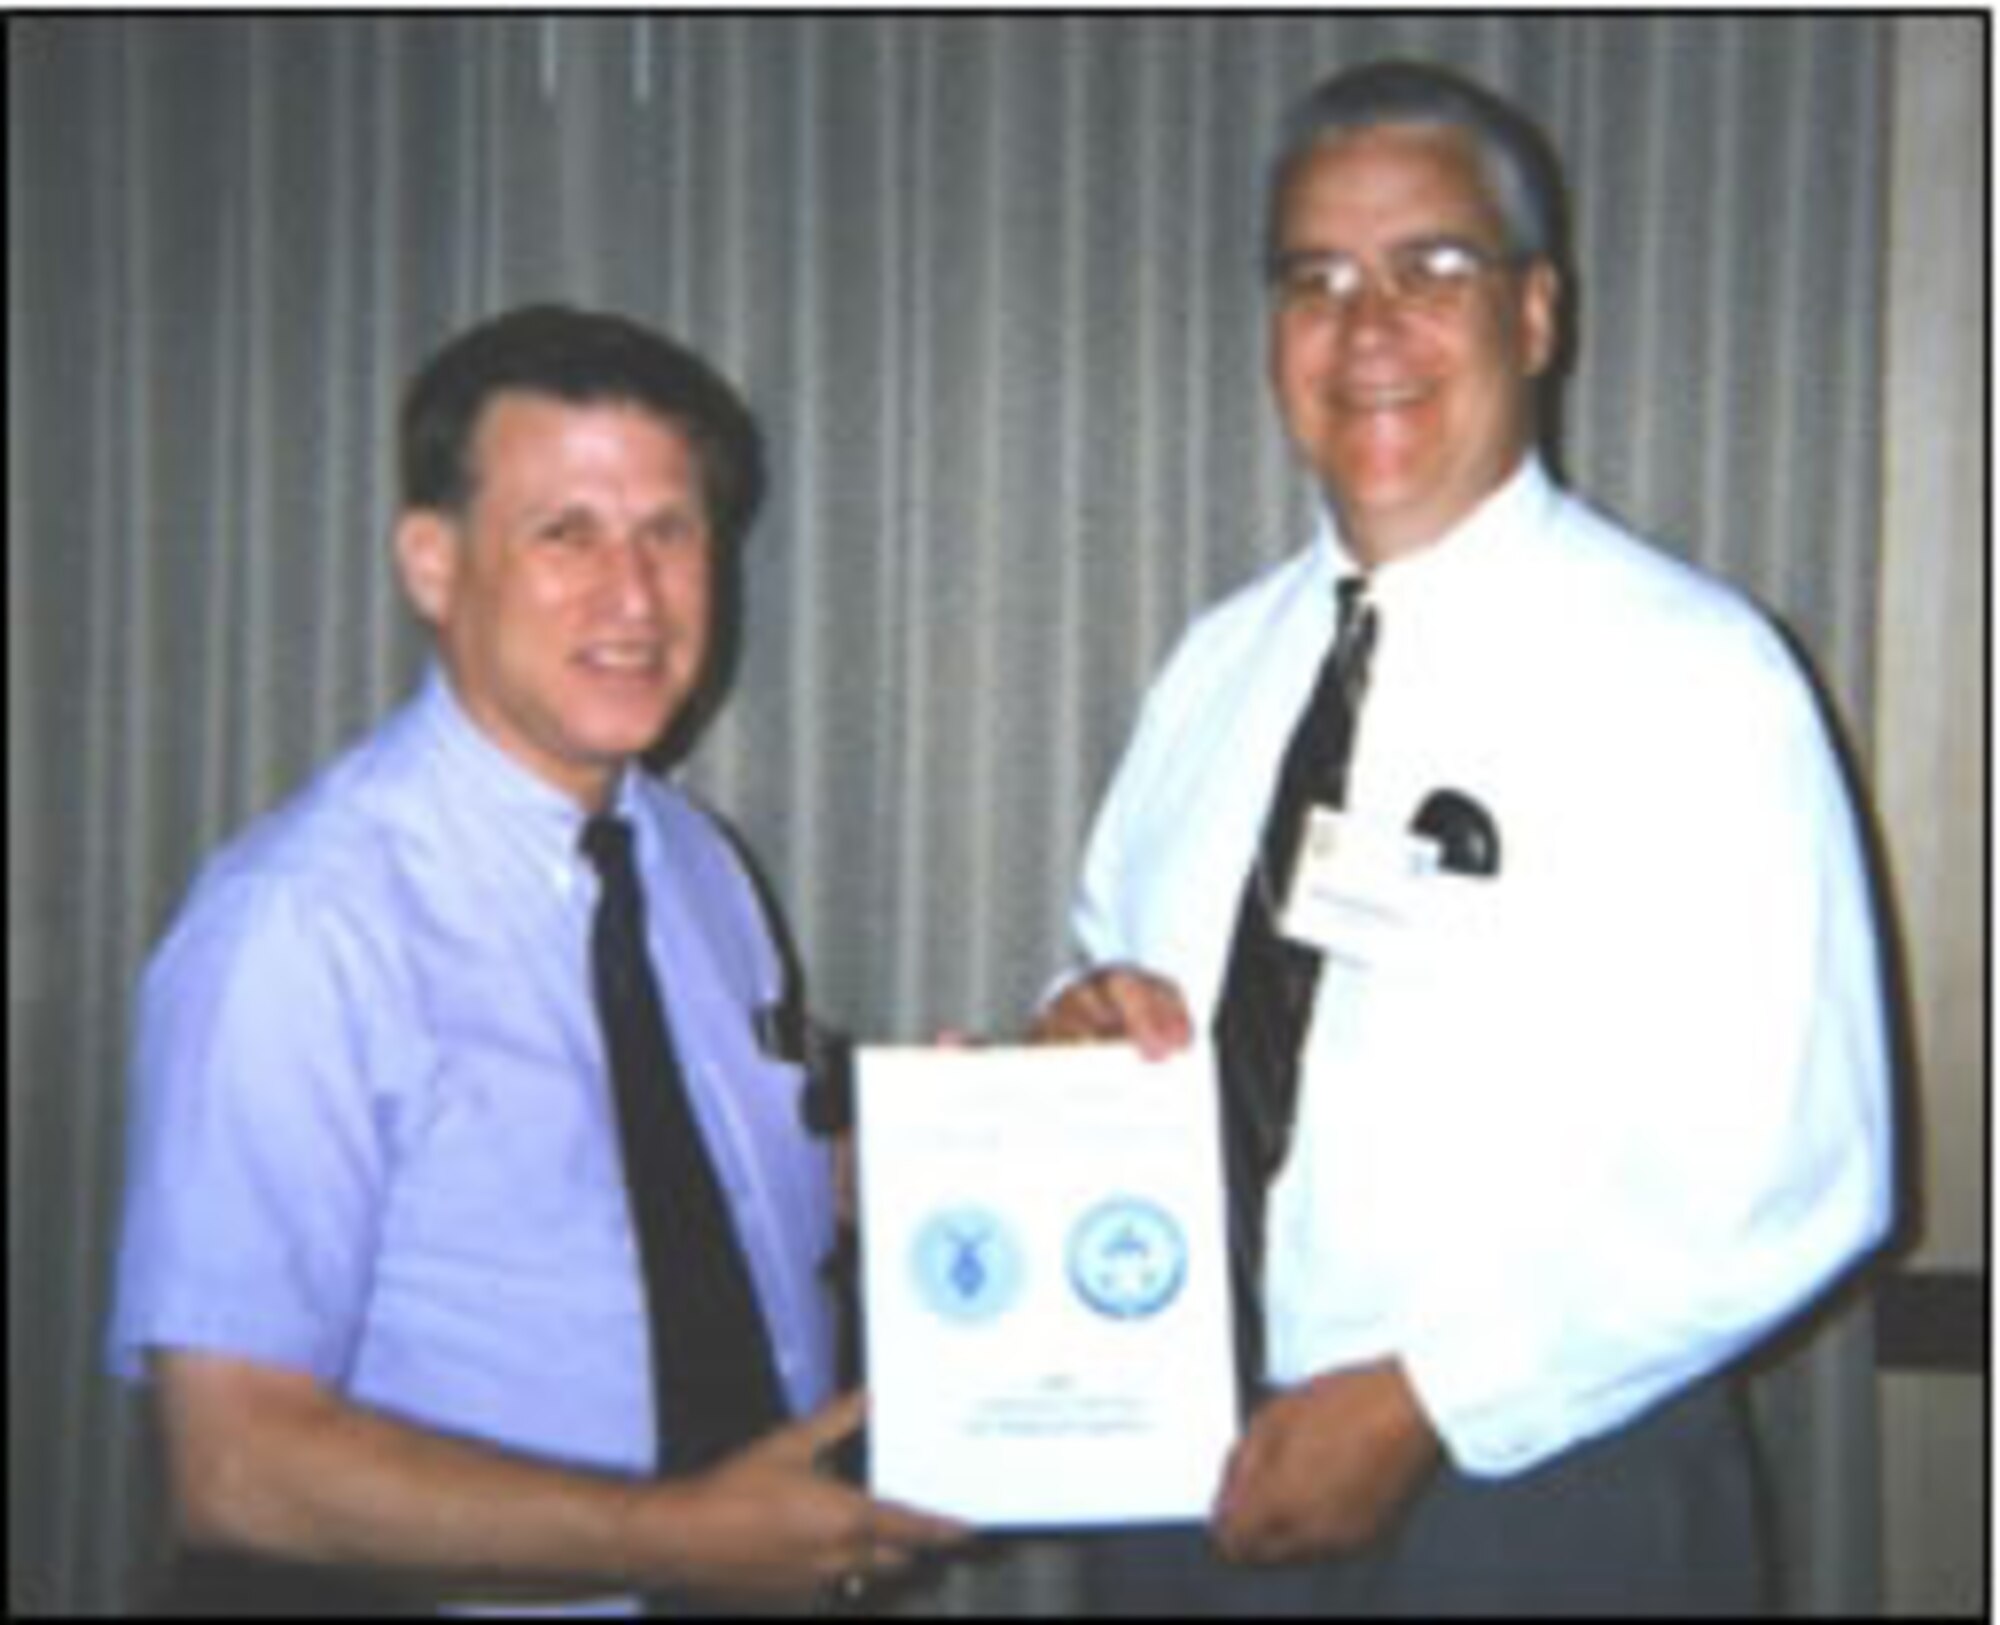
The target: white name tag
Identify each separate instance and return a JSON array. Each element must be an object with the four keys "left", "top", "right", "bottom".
[{"left": 1277, "top": 806, "right": 1440, "bottom": 967}]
